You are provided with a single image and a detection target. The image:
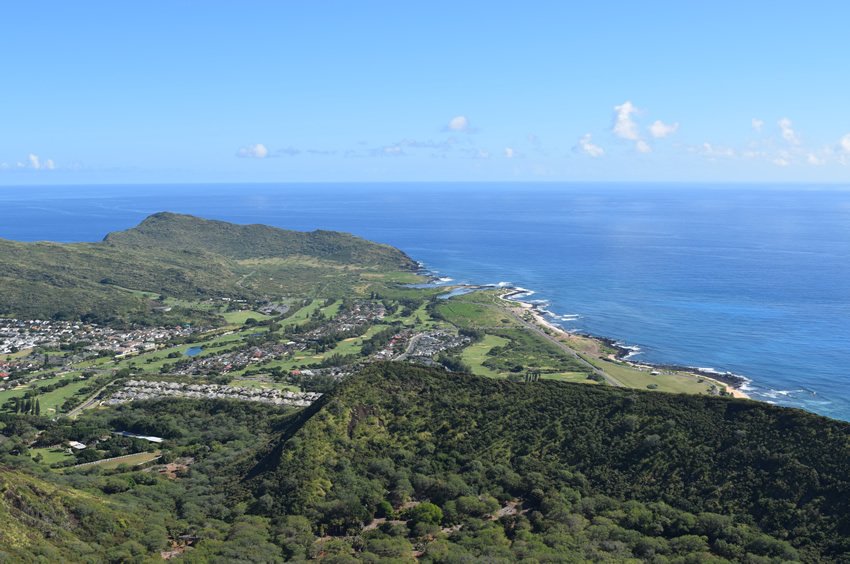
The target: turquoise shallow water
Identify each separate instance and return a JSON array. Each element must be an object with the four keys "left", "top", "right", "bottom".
[{"left": 2, "top": 183, "right": 849, "bottom": 420}]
